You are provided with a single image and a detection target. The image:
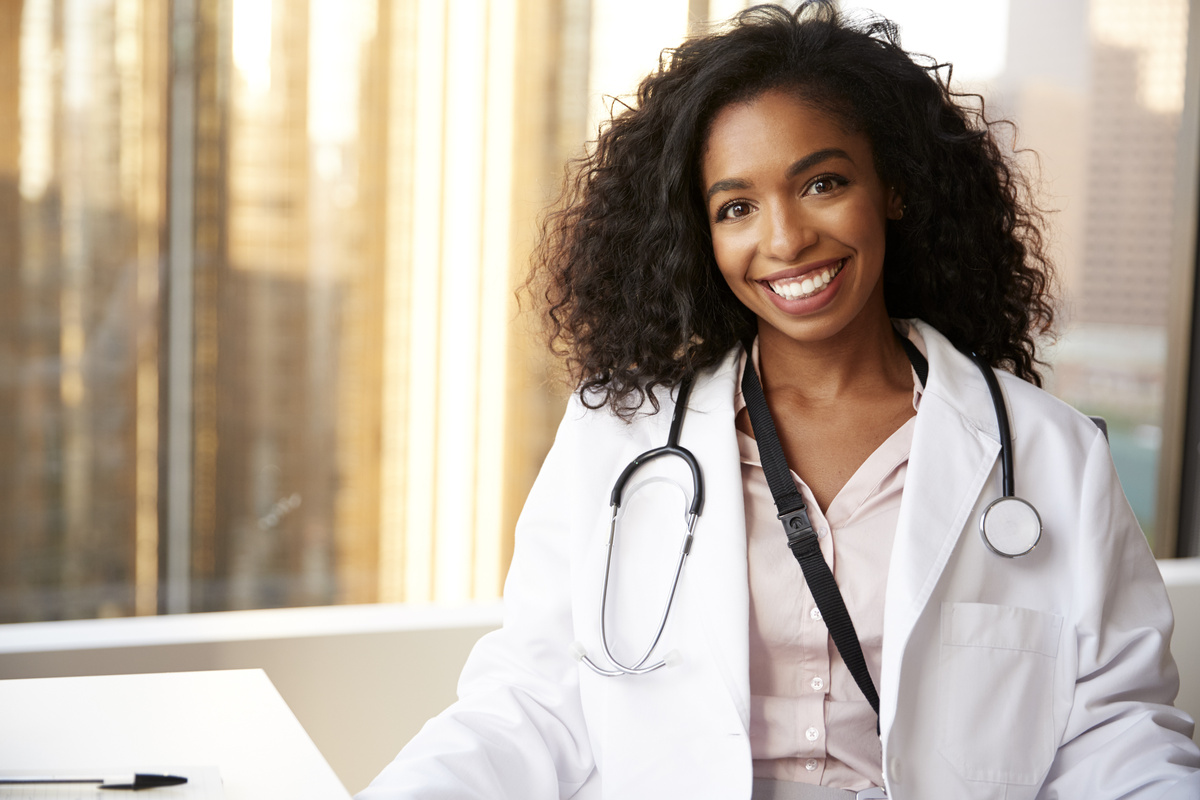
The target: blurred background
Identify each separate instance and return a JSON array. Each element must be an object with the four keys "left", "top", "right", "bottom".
[{"left": 1, "top": 0, "right": 1198, "bottom": 624}]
